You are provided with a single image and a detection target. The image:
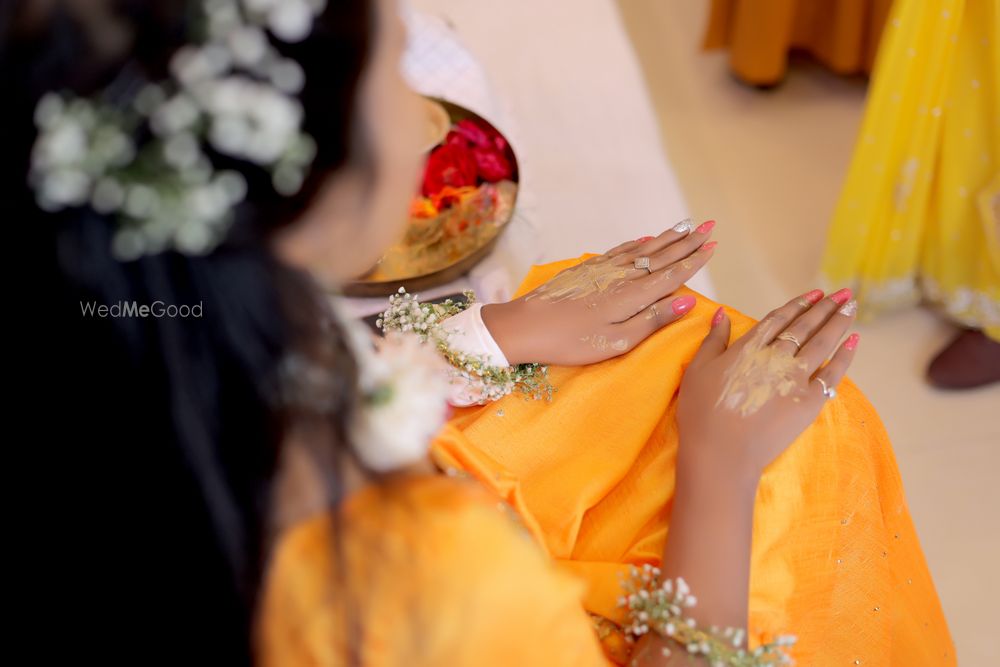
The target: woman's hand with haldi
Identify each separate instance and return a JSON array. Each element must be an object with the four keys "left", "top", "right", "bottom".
[
  {"left": 677, "top": 288, "right": 861, "bottom": 486},
  {"left": 481, "top": 219, "right": 717, "bottom": 366}
]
